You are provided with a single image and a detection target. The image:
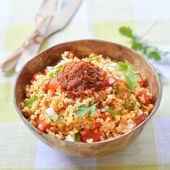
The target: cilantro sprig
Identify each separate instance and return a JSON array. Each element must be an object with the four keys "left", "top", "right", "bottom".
[
  {"left": 119, "top": 26, "right": 169, "bottom": 61},
  {"left": 76, "top": 103, "right": 97, "bottom": 117},
  {"left": 117, "top": 61, "right": 141, "bottom": 92}
]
